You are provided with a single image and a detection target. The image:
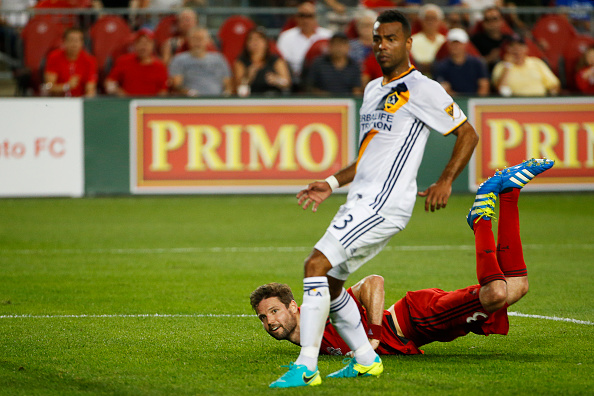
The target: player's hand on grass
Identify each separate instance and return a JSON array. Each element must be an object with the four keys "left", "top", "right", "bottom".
[
  {"left": 296, "top": 181, "right": 332, "bottom": 212},
  {"left": 418, "top": 181, "right": 452, "bottom": 212}
]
